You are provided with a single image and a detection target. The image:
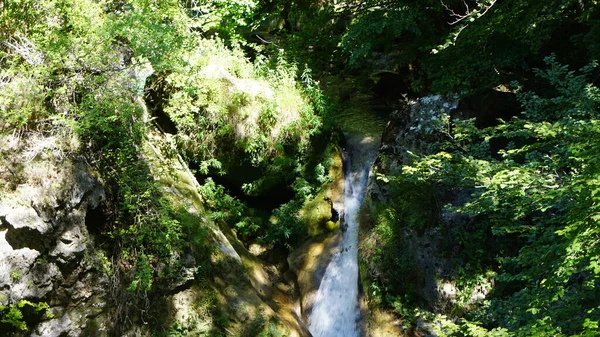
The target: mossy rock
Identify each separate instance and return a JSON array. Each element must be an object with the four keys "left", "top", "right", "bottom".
[
  {"left": 299, "top": 193, "right": 333, "bottom": 236},
  {"left": 299, "top": 144, "right": 344, "bottom": 236},
  {"left": 325, "top": 220, "right": 338, "bottom": 231}
]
